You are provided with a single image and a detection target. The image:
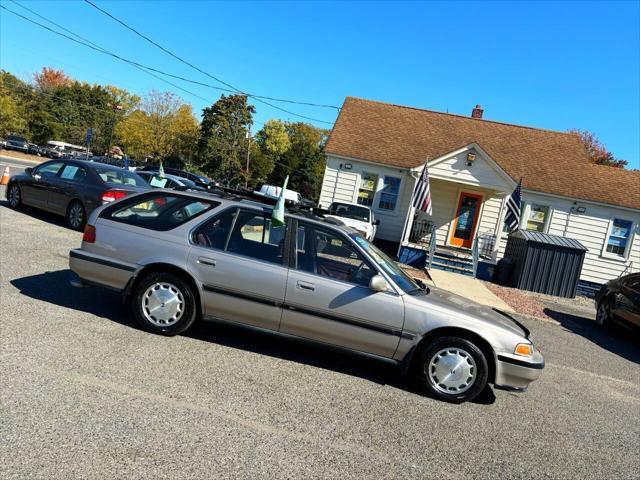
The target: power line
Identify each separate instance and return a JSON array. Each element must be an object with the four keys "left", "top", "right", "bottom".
[{"left": 81, "top": 0, "right": 338, "bottom": 123}]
